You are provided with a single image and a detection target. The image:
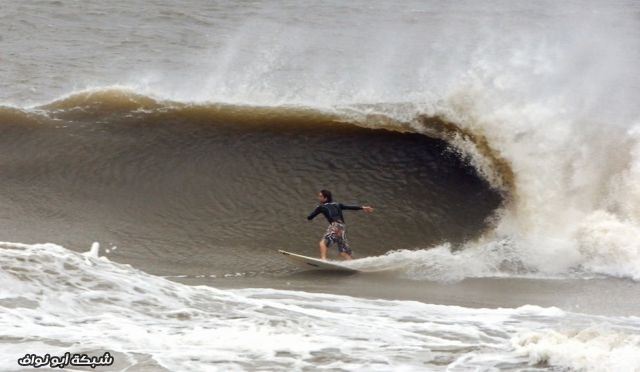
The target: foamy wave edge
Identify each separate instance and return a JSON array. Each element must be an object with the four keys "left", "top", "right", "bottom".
[{"left": 1, "top": 241, "right": 639, "bottom": 371}]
